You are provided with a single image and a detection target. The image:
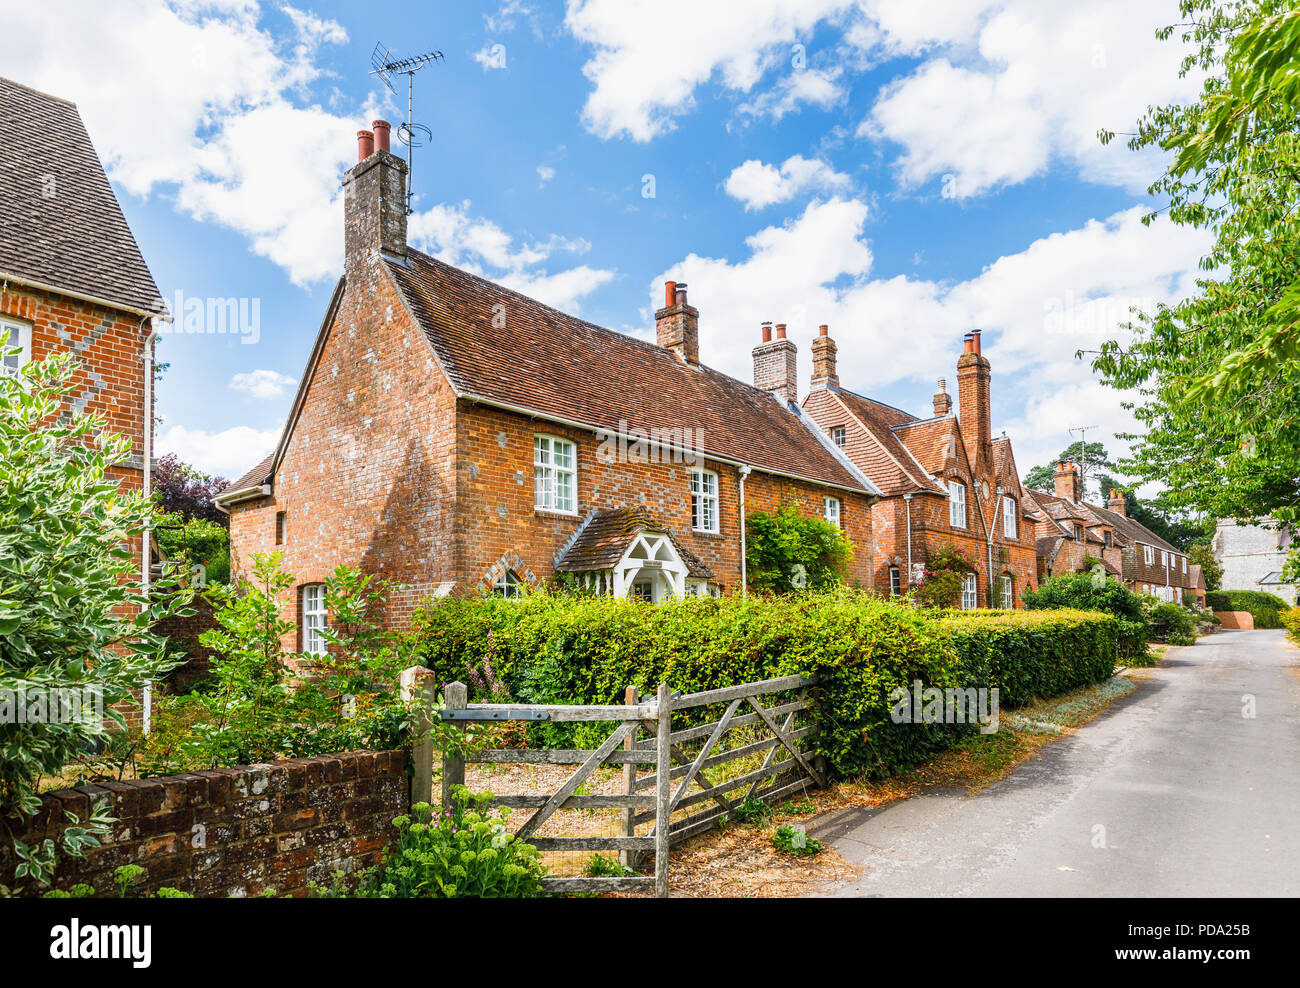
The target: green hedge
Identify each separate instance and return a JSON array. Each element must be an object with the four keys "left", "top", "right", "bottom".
[
  {"left": 409, "top": 590, "right": 1119, "bottom": 781},
  {"left": 1022, "top": 573, "right": 1149, "bottom": 662},
  {"left": 938, "top": 609, "right": 1118, "bottom": 706},
  {"left": 1205, "top": 589, "right": 1290, "bottom": 628}
]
